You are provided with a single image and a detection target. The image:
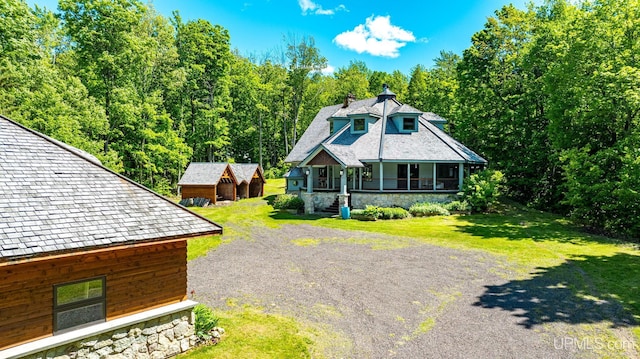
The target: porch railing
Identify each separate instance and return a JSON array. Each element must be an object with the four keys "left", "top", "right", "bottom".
[{"left": 310, "top": 177, "right": 460, "bottom": 192}]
